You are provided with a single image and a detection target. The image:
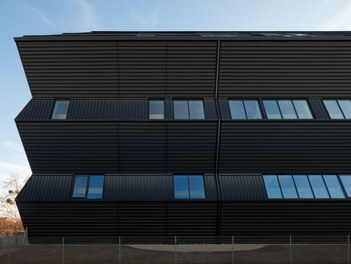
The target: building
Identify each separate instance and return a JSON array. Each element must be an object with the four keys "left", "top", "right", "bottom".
[{"left": 14, "top": 32, "right": 351, "bottom": 243}]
